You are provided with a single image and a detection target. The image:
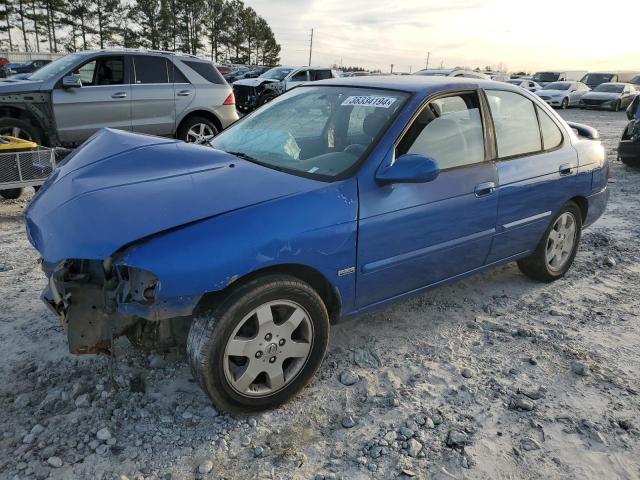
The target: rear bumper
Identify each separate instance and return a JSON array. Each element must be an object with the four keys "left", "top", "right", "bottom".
[
  {"left": 213, "top": 104, "right": 240, "bottom": 129},
  {"left": 584, "top": 185, "right": 609, "bottom": 228}
]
